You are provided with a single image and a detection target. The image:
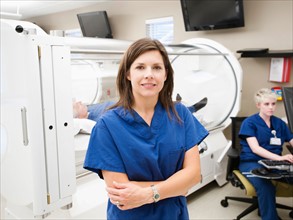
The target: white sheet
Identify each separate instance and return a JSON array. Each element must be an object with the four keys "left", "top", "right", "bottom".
[
  {"left": 73, "top": 118, "right": 96, "bottom": 136},
  {"left": 74, "top": 133, "right": 91, "bottom": 176},
  {"left": 74, "top": 133, "right": 91, "bottom": 152},
  {"left": 73, "top": 119, "right": 97, "bottom": 176}
]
